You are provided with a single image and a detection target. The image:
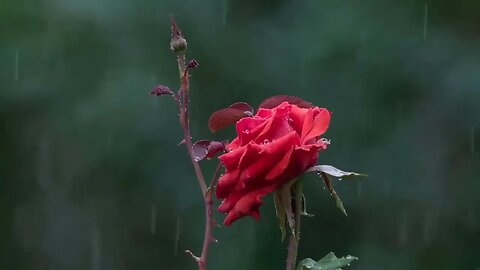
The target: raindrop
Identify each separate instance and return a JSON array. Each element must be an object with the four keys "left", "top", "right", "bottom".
[
  {"left": 423, "top": 3, "right": 429, "bottom": 41},
  {"left": 36, "top": 135, "right": 52, "bottom": 192},
  {"left": 90, "top": 225, "right": 101, "bottom": 270},
  {"left": 14, "top": 49, "right": 19, "bottom": 82},
  {"left": 471, "top": 125, "right": 475, "bottom": 155},
  {"left": 174, "top": 215, "right": 181, "bottom": 255},
  {"left": 338, "top": 178, "right": 343, "bottom": 181},
  {"left": 397, "top": 211, "right": 409, "bottom": 246},
  {"left": 423, "top": 210, "right": 435, "bottom": 244},
  {"left": 151, "top": 74, "right": 159, "bottom": 109},
  {"left": 243, "top": 129, "right": 250, "bottom": 134},
  {"left": 263, "top": 139, "right": 270, "bottom": 144},
  {"left": 106, "top": 128, "right": 112, "bottom": 149},
  {"left": 357, "top": 182, "right": 362, "bottom": 198},
  {"left": 396, "top": 102, "right": 403, "bottom": 132},
  {"left": 221, "top": 0, "right": 229, "bottom": 27},
  {"left": 150, "top": 204, "right": 156, "bottom": 235}
]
